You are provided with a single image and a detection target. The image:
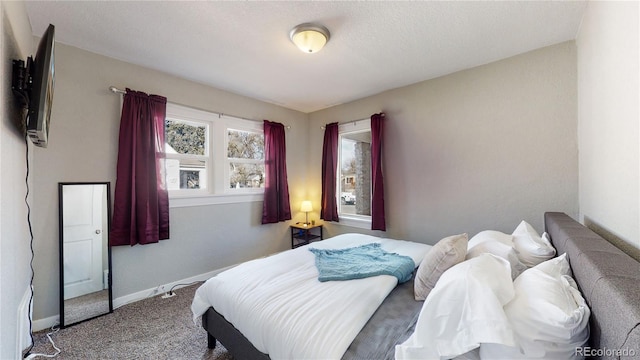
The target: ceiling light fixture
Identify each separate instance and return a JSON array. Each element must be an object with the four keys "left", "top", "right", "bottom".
[{"left": 289, "top": 23, "right": 330, "bottom": 54}]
